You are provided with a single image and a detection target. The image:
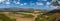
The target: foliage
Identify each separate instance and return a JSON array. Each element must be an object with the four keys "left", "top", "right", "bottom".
[
  {"left": 35, "top": 15, "right": 40, "bottom": 21},
  {"left": 22, "top": 14, "right": 34, "bottom": 18},
  {"left": 12, "top": 12, "right": 17, "bottom": 14},
  {"left": 34, "top": 14, "right": 56, "bottom": 21}
]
